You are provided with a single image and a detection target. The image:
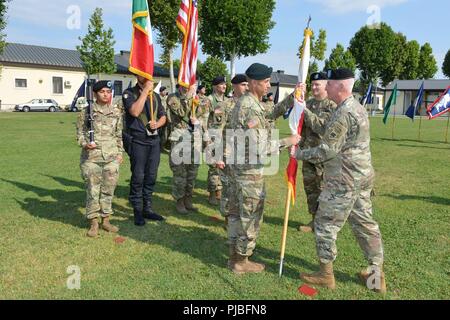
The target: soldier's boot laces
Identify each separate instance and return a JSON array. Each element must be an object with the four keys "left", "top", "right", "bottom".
[
  {"left": 208, "top": 192, "right": 218, "bottom": 205},
  {"left": 176, "top": 198, "right": 189, "bottom": 214},
  {"left": 101, "top": 216, "right": 119, "bottom": 233},
  {"left": 359, "top": 265, "right": 386, "bottom": 294},
  {"left": 184, "top": 196, "right": 199, "bottom": 212},
  {"left": 300, "top": 262, "right": 336, "bottom": 289},
  {"left": 229, "top": 251, "right": 265, "bottom": 275},
  {"left": 86, "top": 218, "right": 99, "bottom": 238},
  {"left": 298, "top": 220, "right": 314, "bottom": 233}
]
